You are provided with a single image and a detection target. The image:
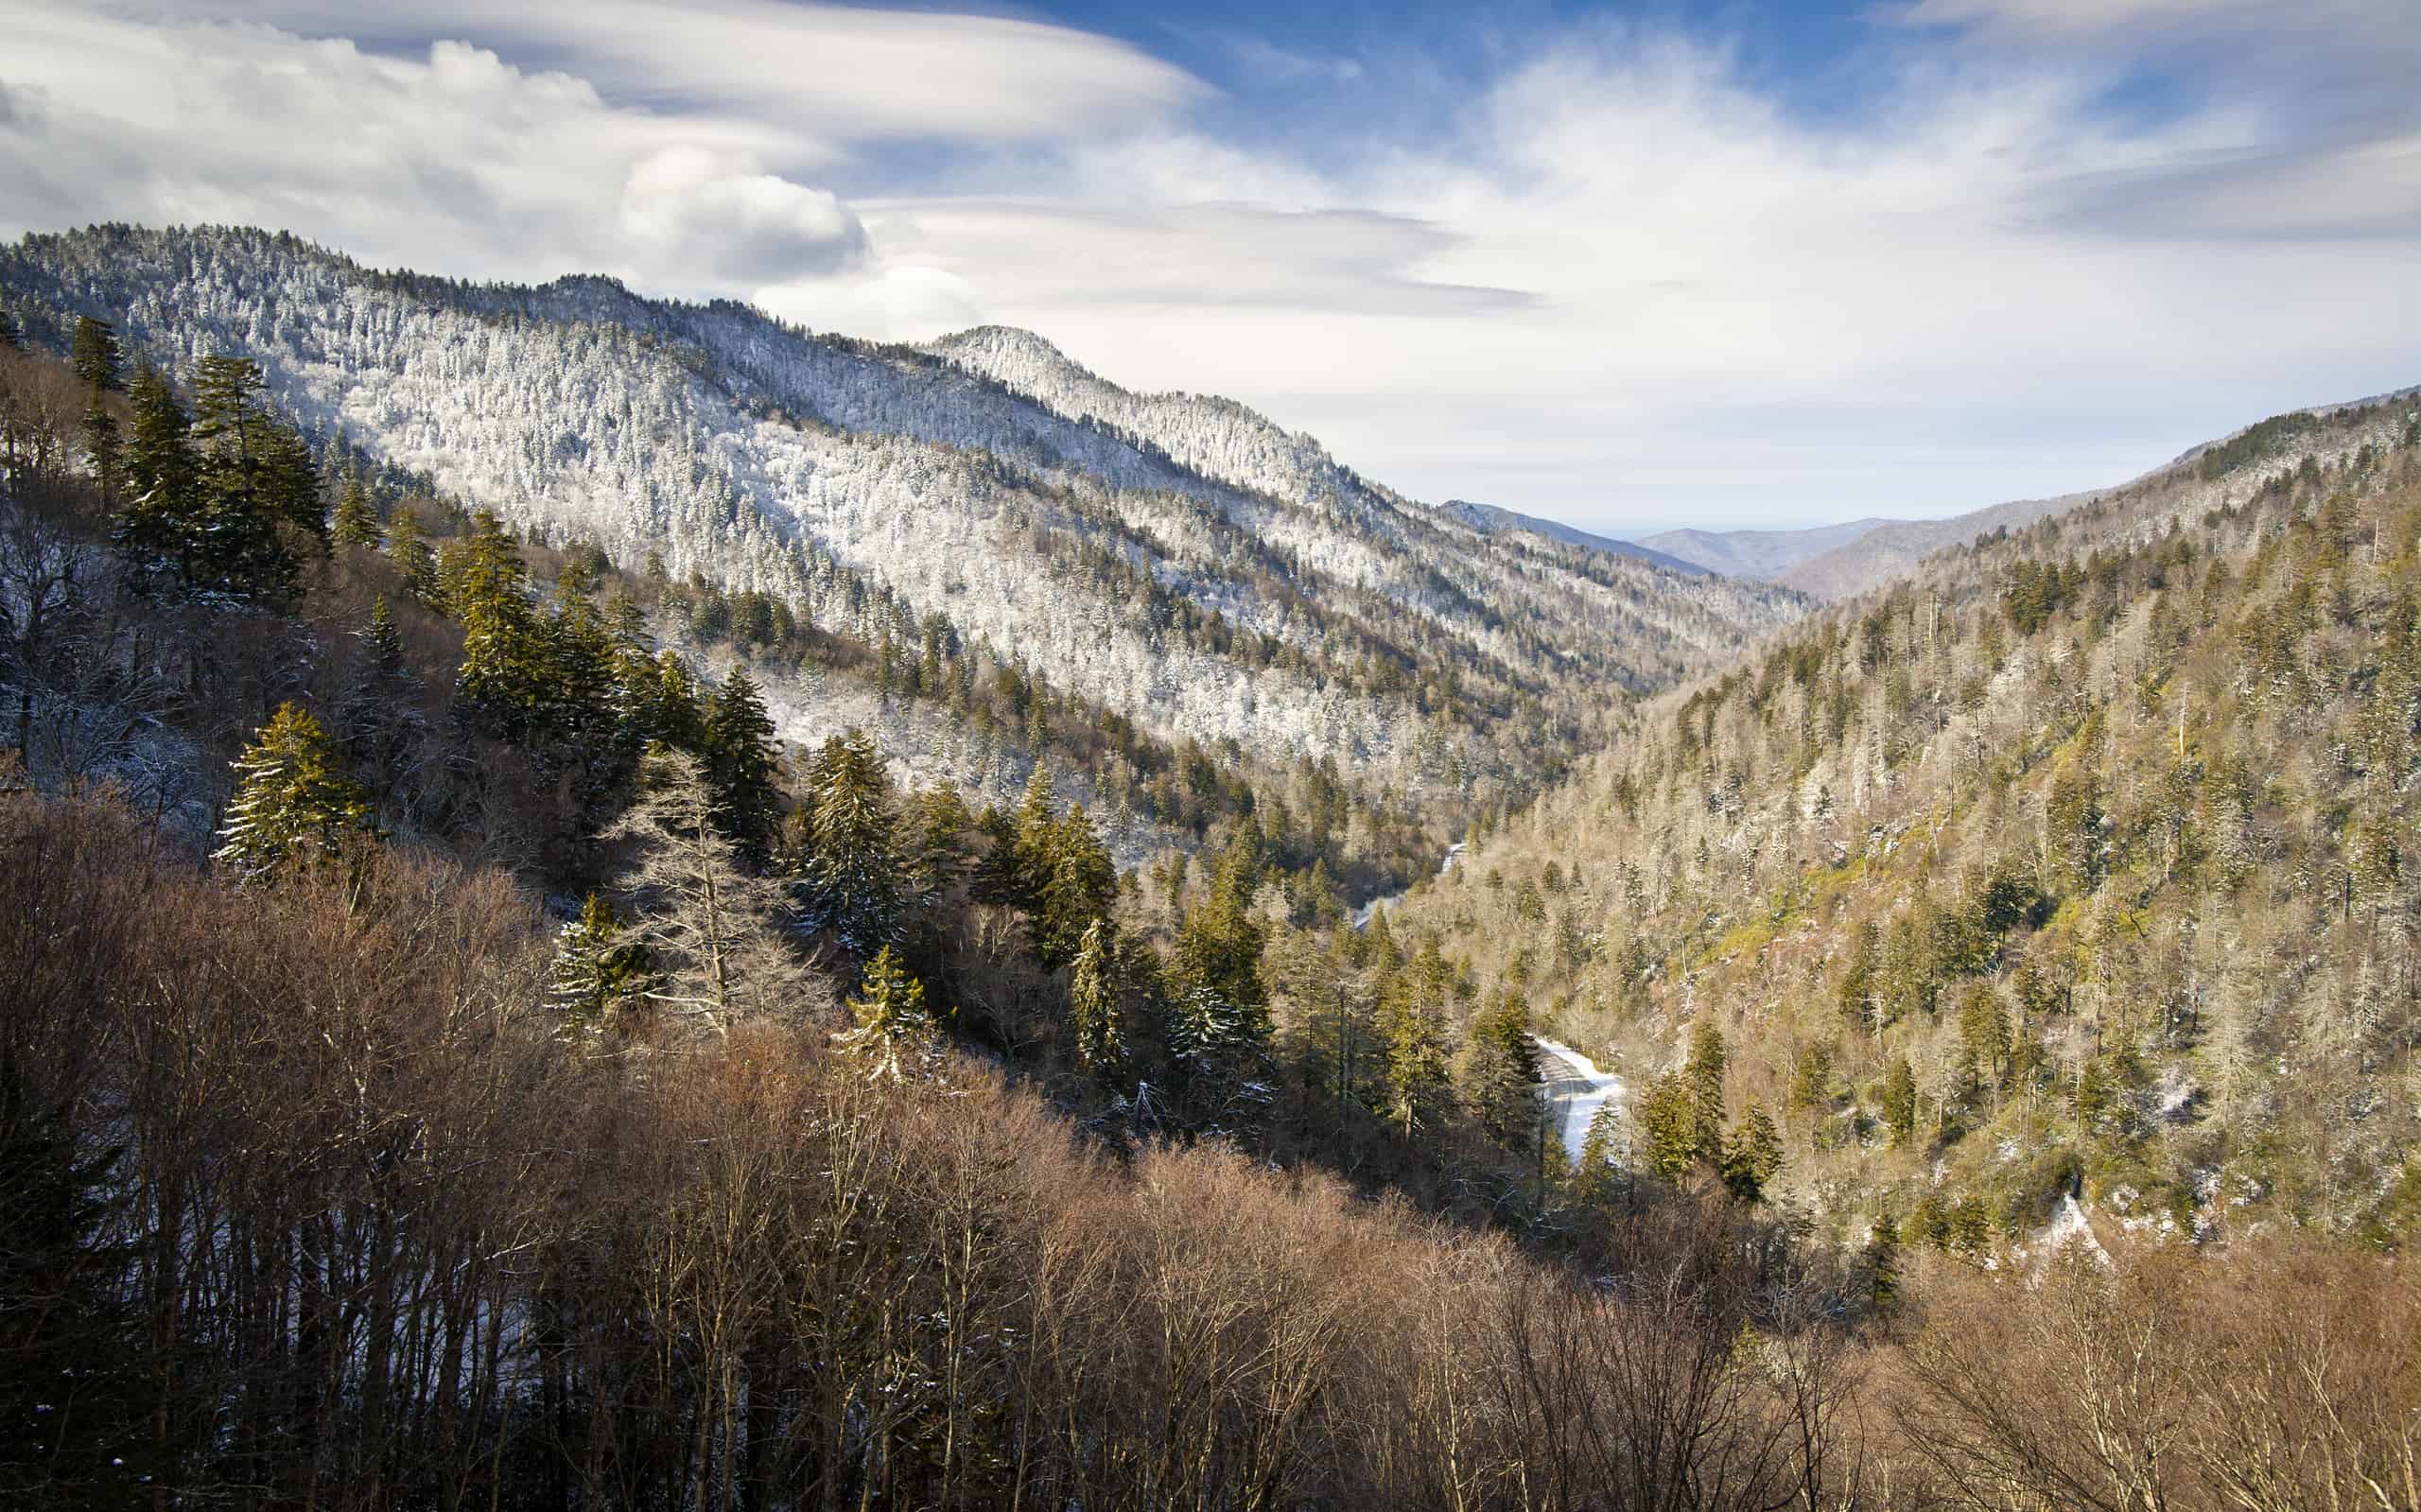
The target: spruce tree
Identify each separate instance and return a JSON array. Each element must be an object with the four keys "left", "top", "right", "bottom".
[
  {"left": 330, "top": 479, "right": 382, "bottom": 547},
  {"left": 836, "top": 945, "right": 934, "bottom": 1082},
  {"left": 1684, "top": 1017, "right": 1728, "bottom": 1160},
  {"left": 1034, "top": 803, "right": 1115, "bottom": 970},
  {"left": 1067, "top": 917, "right": 1123, "bottom": 1073},
  {"left": 1719, "top": 1102, "right": 1784, "bottom": 1204},
  {"left": 799, "top": 728, "right": 905, "bottom": 954},
  {"left": 113, "top": 363, "right": 198, "bottom": 587},
  {"left": 0, "top": 305, "right": 18, "bottom": 349},
  {"left": 385, "top": 505, "right": 438, "bottom": 601},
  {"left": 704, "top": 669, "right": 783, "bottom": 866},
  {"left": 548, "top": 894, "right": 651, "bottom": 1030},
  {"left": 340, "top": 597, "right": 422, "bottom": 791},
  {"left": 1575, "top": 1100, "right": 1626, "bottom": 1208},
  {"left": 1882, "top": 1054, "right": 1919, "bottom": 1144},
  {"left": 1460, "top": 991, "right": 1542, "bottom": 1148},
  {"left": 1637, "top": 1071, "right": 1698, "bottom": 1180},
  {"left": 68, "top": 316, "right": 122, "bottom": 393},
  {"left": 80, "top": 396, "right": 121, "bottom": 504},
  {"left": 1376, "top": 972, "right": 1452, "bottom": 1138},
  {"left": 214, "top": 703, "right": 375, "bottom": 882}
]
